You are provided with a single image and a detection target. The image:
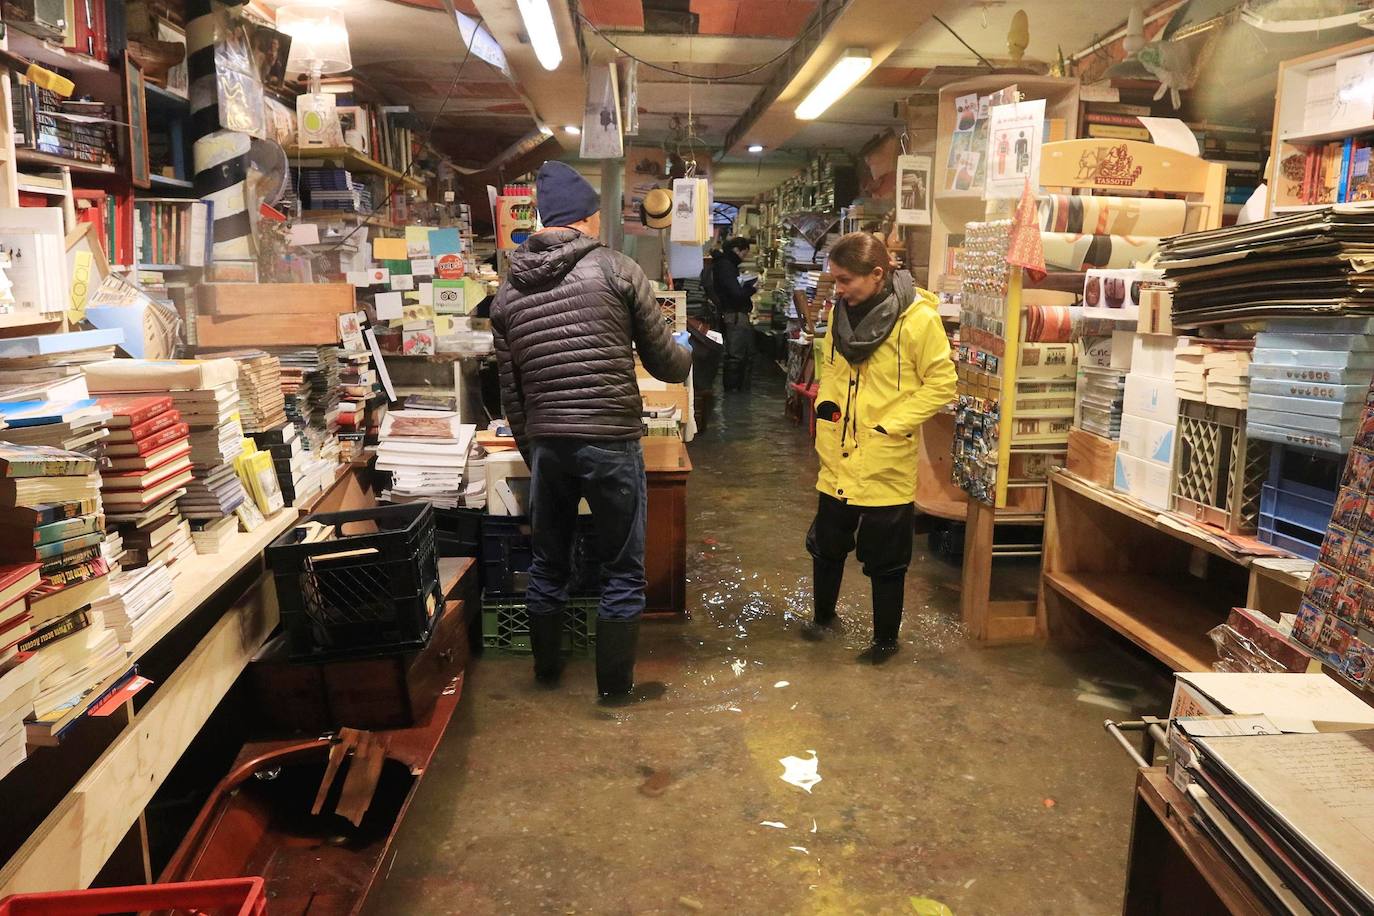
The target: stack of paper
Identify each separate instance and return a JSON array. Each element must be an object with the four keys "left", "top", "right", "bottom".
[
  {"left": 1077, "top": 366, "right": 1128, "bottom": 439},
  {"left": 0, "top": 654, "right": 38, "bottom": 778},
  {"left": 267, "top": 346, "right": 341, "bottom": 438},
  {"left": 91, "top": 562, "right": 175, "bottom": 645},
  {"left": 1175, "top": 339, "right": 1207, "bottom": 402},
  {"left": 376, "top": 410, "right": 476, "bottom": 510},
  {"left": 1204, "top": 348, "right": 1251, "bottom": 409},
  {"left": 1248, "top": 319, "right": 1374, "bottom": 453}
]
